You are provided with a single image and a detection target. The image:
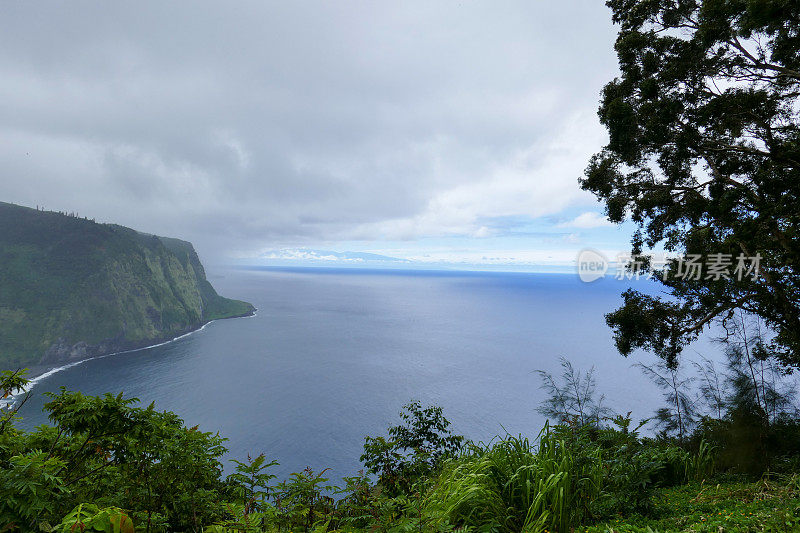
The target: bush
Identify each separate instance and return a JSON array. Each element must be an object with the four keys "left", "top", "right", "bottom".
[
  {"left": 0, "top": 364, "right": 793, "bottom": 533},
  {"left": 0, "top": 374, "right": 229, "bottom": 531},
  {"left": 361, "top": 401, "right": 464, "bottom": 496},
  {"left": 426, "top": 426, "right": 603, "bottom": 533}
]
